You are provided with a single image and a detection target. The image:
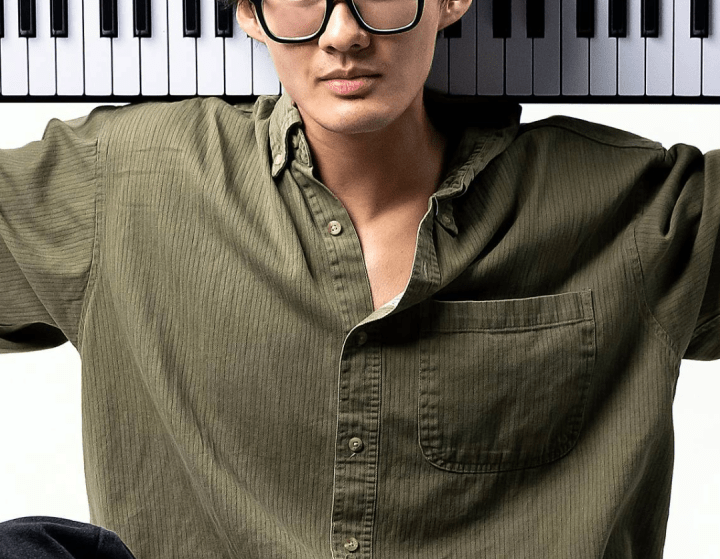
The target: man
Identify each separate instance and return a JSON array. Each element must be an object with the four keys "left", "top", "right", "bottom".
[{"left": 0, "top": 0, "right": 718, "bottom": 558}]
